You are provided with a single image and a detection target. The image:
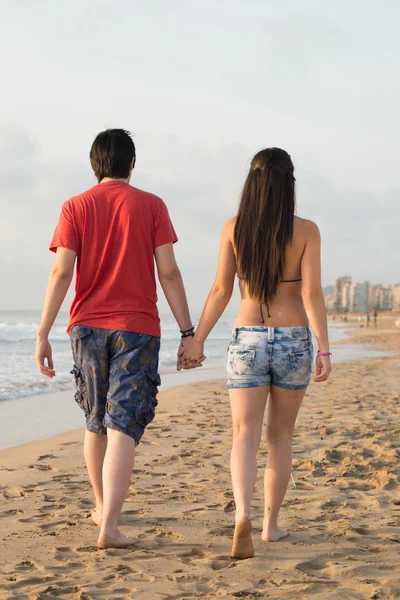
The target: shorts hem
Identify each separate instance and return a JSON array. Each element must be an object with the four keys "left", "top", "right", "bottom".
[
  {"left": 271, "top": 380, "right": 311, "bottom": 391},
  {"left": 103, "top": 417, "right": 144, "bottom": 446},
  {"left": 226, "top": 380, "right": 271, "bottom": 389},
  {"left": 86, "top": 423, "right": 107, "bottom": 436}
]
